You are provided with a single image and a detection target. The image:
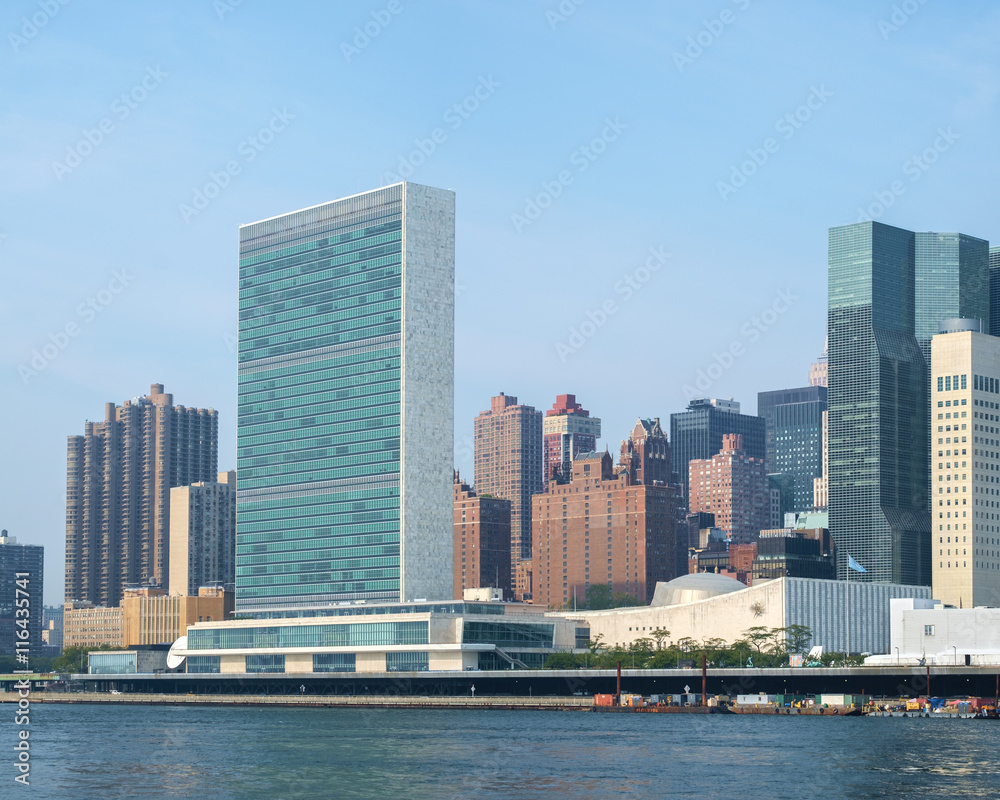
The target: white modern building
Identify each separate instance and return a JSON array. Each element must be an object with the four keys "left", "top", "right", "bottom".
[
  {"left": 171, "top": 600, "right": 588, "bottom": 674},
  {"left": 930, "top": 322, "right": 1000, "bottom": 609},
  {"left": 236, "top": 182, "right": 455, "bottom": 612},
  {"left": 865, "top": 598, "right": 1000, "bottom": 666},
  {"left": 556, "top": 574, "right": 932, "bottom": 655}
]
